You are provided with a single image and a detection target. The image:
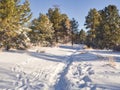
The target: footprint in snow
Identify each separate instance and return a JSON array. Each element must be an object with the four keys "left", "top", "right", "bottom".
[{"left": 82, "top": 75, "right": 92, "bottom": 82}]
